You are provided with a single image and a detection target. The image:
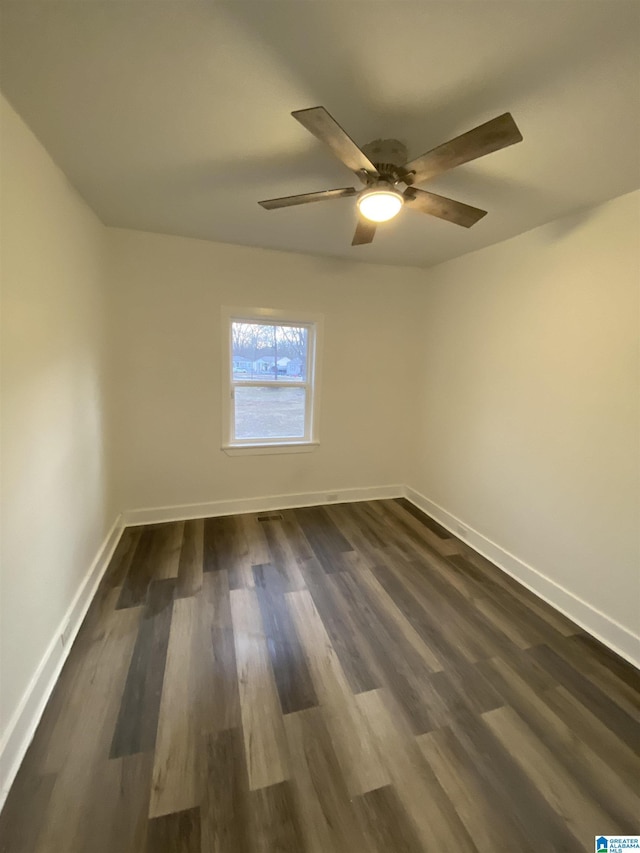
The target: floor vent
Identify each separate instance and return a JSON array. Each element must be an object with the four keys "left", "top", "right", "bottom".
[{"left": 257, "top": 513, "right": 284, "bottom": 522}]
